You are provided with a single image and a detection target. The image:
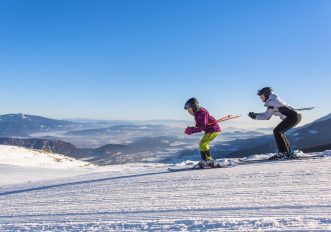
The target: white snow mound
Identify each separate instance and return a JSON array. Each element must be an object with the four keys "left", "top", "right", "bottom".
[{"left": 0, "top": 145, "right": 93, "bottom": 169}]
